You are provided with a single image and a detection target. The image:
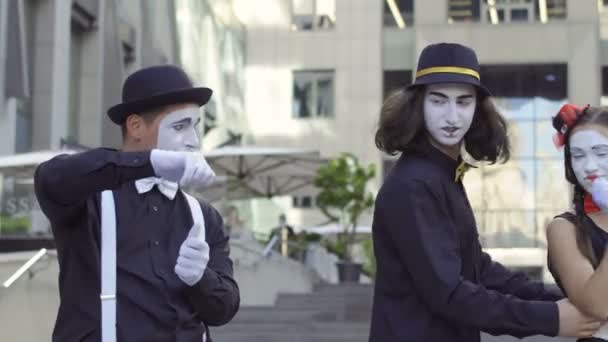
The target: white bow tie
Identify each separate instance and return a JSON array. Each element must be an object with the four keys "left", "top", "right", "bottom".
[{"left": 135, "top": 177, "right": 179, "bottom": 200}]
